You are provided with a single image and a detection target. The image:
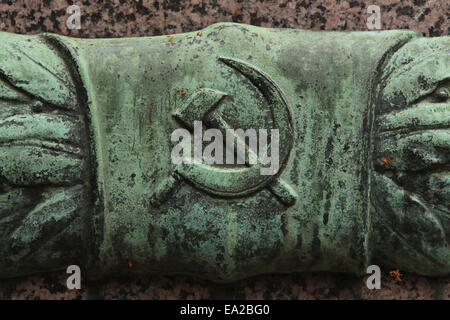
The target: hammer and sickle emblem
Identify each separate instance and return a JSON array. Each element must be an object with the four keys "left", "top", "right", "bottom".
[{"left": 172, "top": 57, "right": 297, "bottom": 206}]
